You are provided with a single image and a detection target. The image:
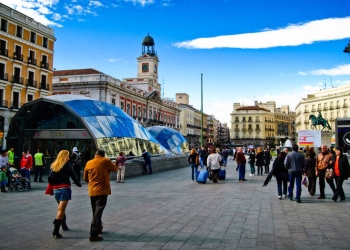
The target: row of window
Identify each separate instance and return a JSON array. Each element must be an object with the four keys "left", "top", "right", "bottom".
[
  {"left": 303, "top": 110, "right": 348, "bottom": 121},
  {"left": 0, "top": 39, "right": 50, "bottom": 69},
  {"left": 304, "top": 99, "right": 348, "bottom": 111},
  {"left": 1, "top": 18, "right": 48, "bottom": 48},
  {"left": 233, "top": 117, "right": 275, "bottom": 123},
  {"left": 0, "top": 89, "right": 33, "bottom": 109},
  {"left": 118, "top": 101, "right": 179, "bottom": 124}
]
